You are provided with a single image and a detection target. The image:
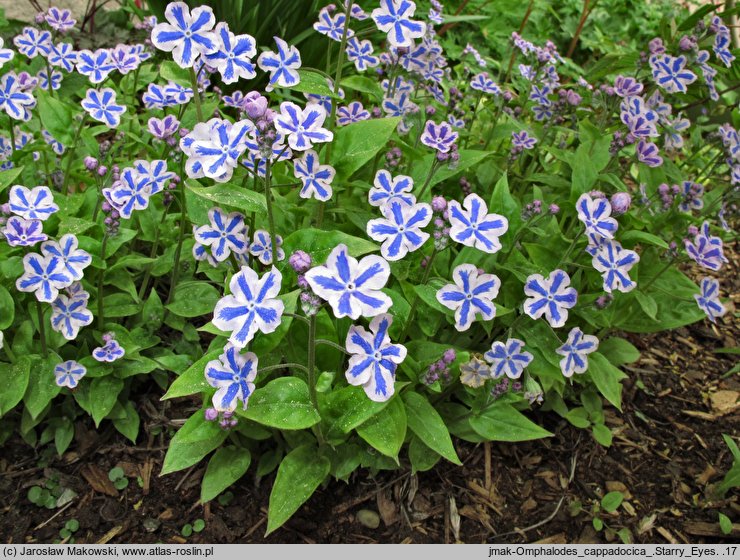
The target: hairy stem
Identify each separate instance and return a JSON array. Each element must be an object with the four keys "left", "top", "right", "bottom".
[
  {"left": 264, "top": 158, "right": 279, "bottom": 265},
  {"left": 188, "top": 67, "right": 203, "bottom": 122},
  {"left": 36, "top": 301, "right": 47, "bottom": 359},
  {"left": 400, "top": 248, "right": 438, "bottom": 343},
  {"left": 166, "top": 180, "right": 188, "bottom": 305},
  {"left": 61, "top": 115, "right": 87, "bottom": 196},
  {"left": 97, "top": 234, "right": 109, "bottom": 329}
]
